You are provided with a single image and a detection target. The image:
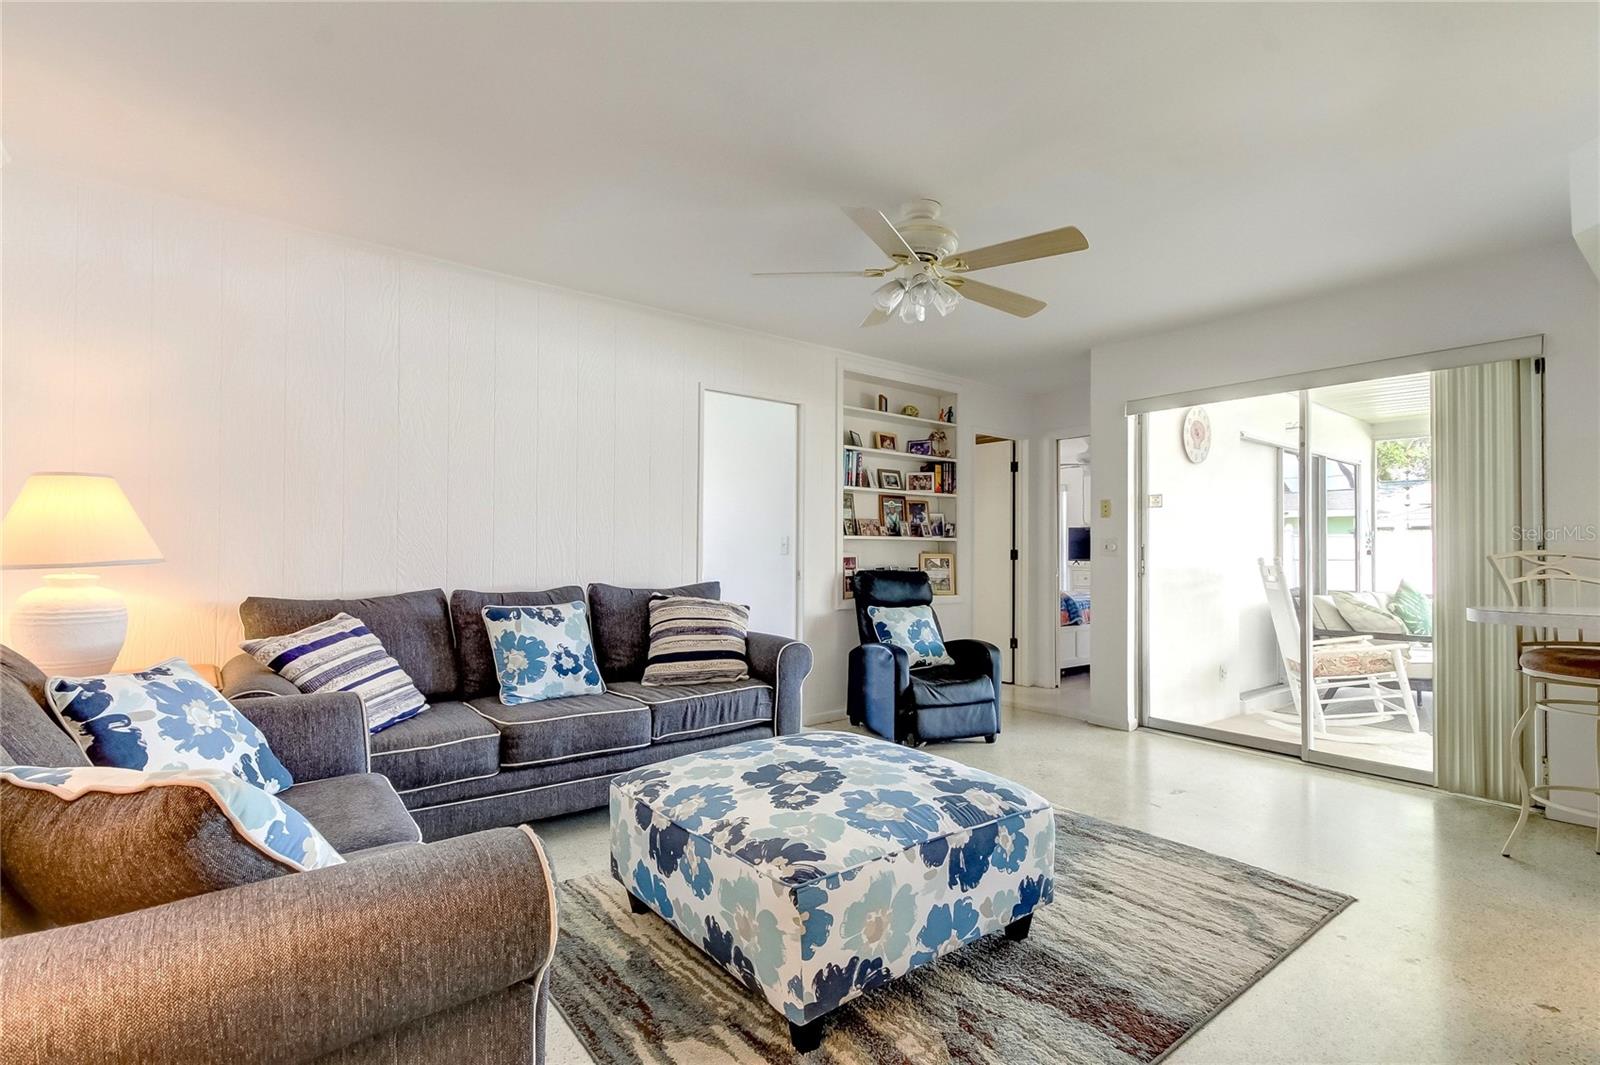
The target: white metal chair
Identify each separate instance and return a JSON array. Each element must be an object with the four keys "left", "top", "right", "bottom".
[
  {"left": 1259, "top": 558, "right": 1420, "bottom": 740},
  {"left": 1487, "top": 551, "right": 1600, "bottom": 857}
]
